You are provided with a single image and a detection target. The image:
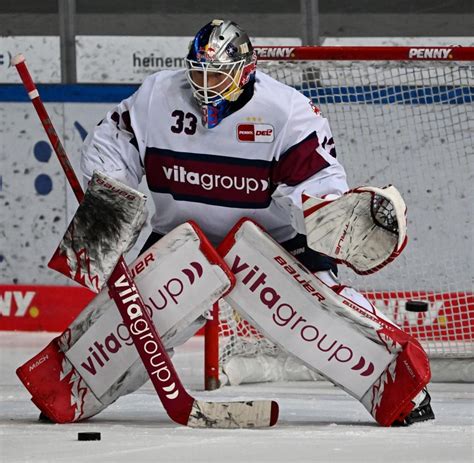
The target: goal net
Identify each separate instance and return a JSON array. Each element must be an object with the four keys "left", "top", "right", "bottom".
[{"left": 205, "top": 46, "right": 473, "bottom": 387}]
